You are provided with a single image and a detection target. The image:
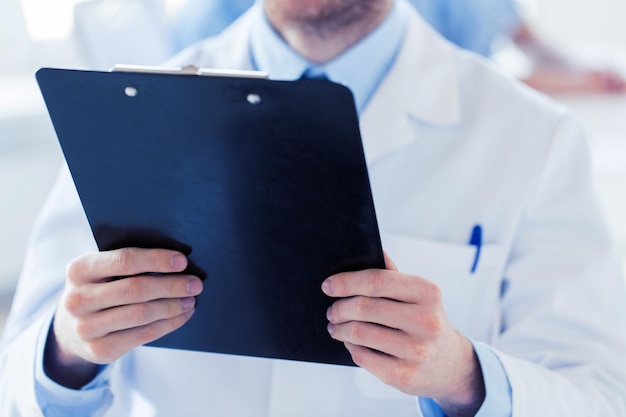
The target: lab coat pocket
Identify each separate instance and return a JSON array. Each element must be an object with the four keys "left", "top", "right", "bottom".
[{"left": 381, "top": 233, "right": 508, "bottom": 341}]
